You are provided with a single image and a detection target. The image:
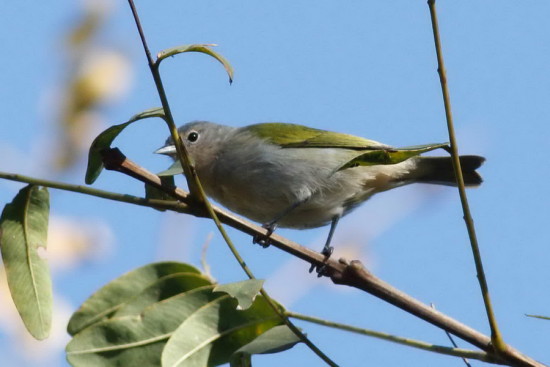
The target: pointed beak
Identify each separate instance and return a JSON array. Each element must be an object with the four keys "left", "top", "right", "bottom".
[{"left": 154, "top": 145, "right": 177, "bottom": 156}]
